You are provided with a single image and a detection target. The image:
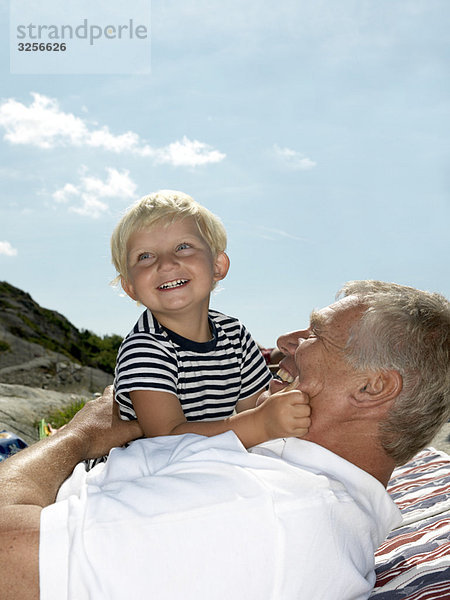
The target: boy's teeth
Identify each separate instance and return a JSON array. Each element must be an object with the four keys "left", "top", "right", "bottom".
[
  {"left": 277, "top": 368, "right": 295, "bottom": 383},
  {"left": 159, "top": 279, "right": 188, "bottom": 290}
]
